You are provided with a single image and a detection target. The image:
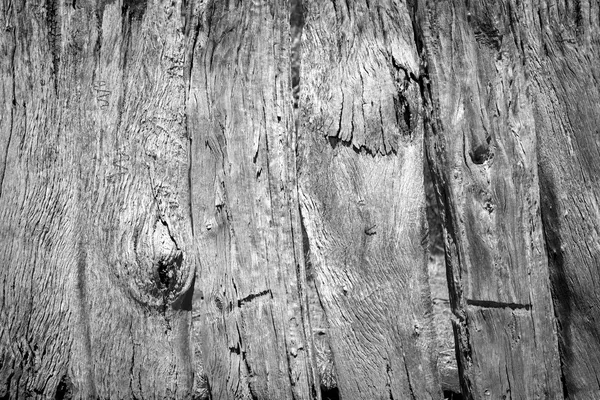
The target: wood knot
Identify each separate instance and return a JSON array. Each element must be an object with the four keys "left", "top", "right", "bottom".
[
  {"left": 151, "top": 219, "right": 187, "bottom": 300},
  {"left": 120, "top": 215, "right": 194, "bottom": 308},
  {"left": 152, "top": 220, "right": 181, "bottom": 266}
]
